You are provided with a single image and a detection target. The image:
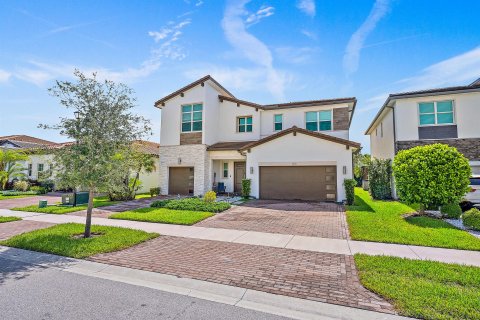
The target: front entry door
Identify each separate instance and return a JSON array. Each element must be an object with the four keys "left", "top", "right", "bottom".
[{"left": 234, "top": 162, "right": 246, "bottom": 193}]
